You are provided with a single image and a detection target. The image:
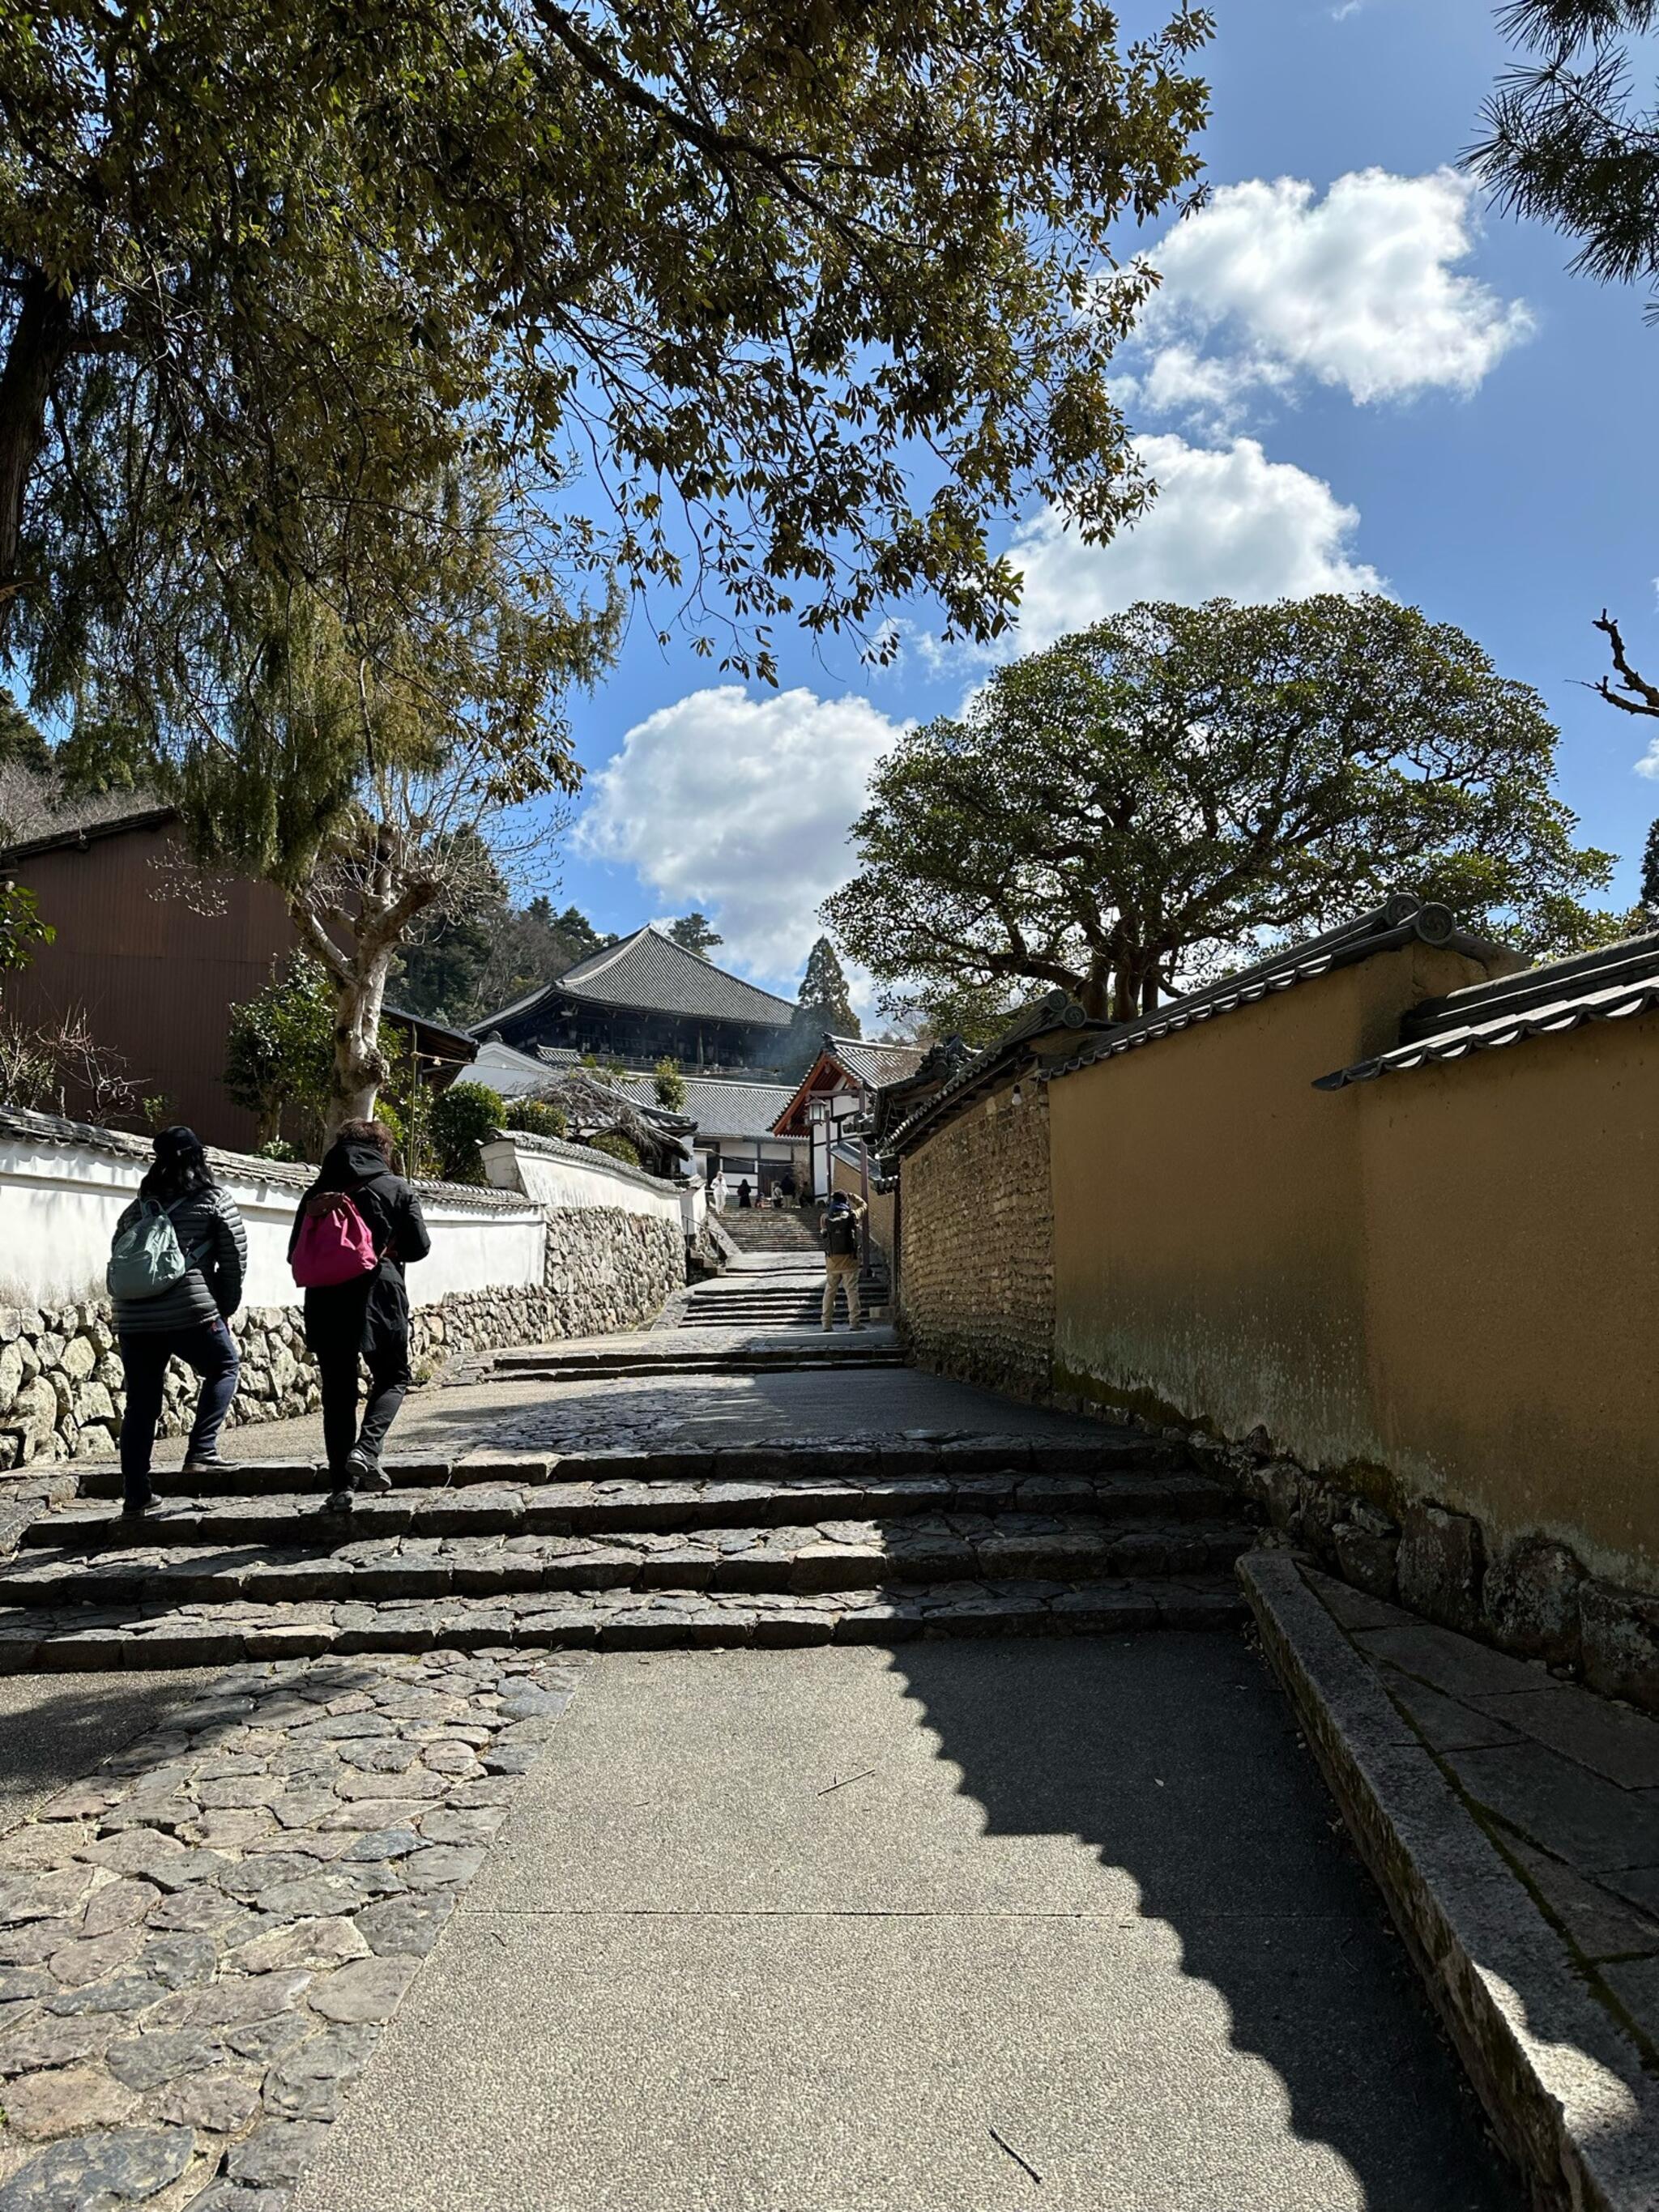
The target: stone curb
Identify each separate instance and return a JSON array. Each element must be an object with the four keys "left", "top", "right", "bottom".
[{"left": 1239, "top": 1549, "right": 1659, "bottom": 2212}]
